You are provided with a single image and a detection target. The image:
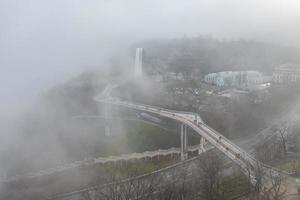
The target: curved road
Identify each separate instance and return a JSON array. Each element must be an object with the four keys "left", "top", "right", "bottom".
[{"left": 95, "top": 96, "right": 288, "bottom": 183}]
